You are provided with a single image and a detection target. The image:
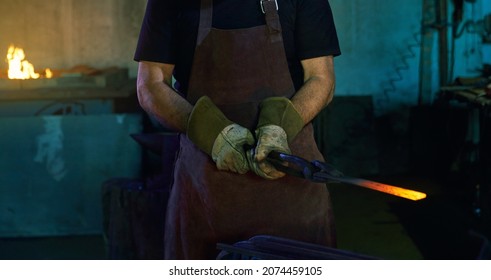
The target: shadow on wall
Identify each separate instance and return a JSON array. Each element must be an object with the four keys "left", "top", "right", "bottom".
[
  {"left": 314, "top": 96, "right": 379, "bottom": 177},
  {"left": 314, "top": 97, "right": 469, "bottom": 178}
]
